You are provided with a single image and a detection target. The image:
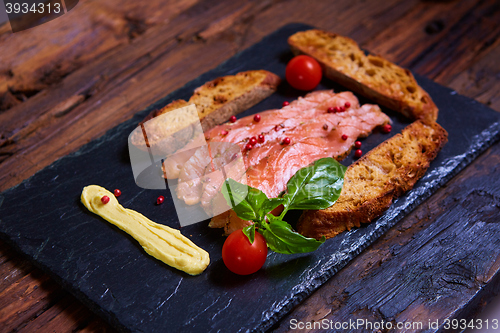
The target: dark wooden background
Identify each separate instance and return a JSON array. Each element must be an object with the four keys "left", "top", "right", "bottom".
[{"left": 1, "top": 0, "right": 499, "bottom": 331}]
